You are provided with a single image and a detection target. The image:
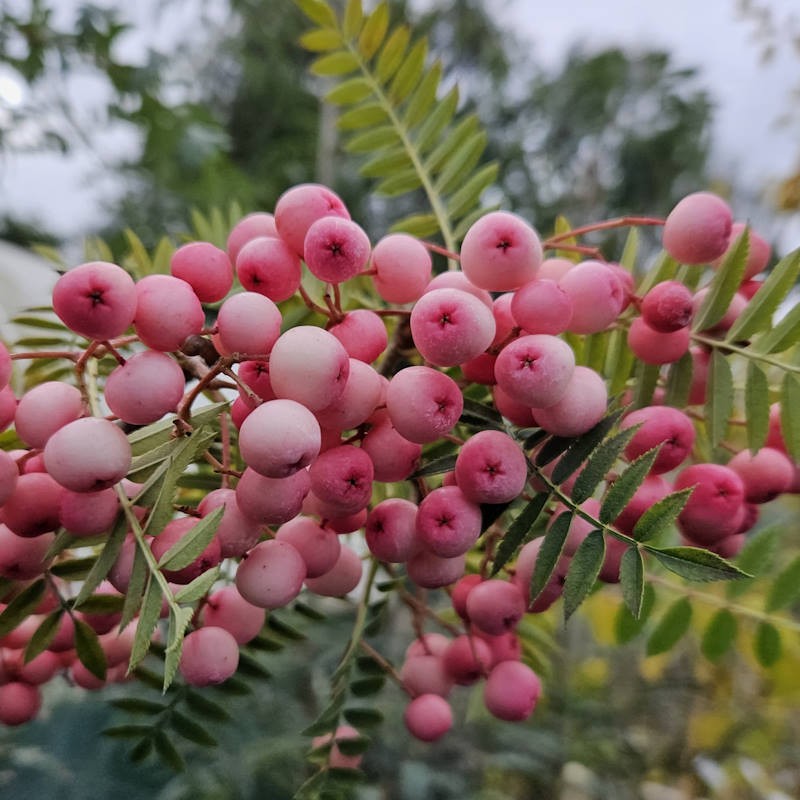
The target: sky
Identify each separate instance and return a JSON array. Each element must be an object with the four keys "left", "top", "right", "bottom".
[{"left": 0, "top": 0, "right": 799, "bottom": 252}]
